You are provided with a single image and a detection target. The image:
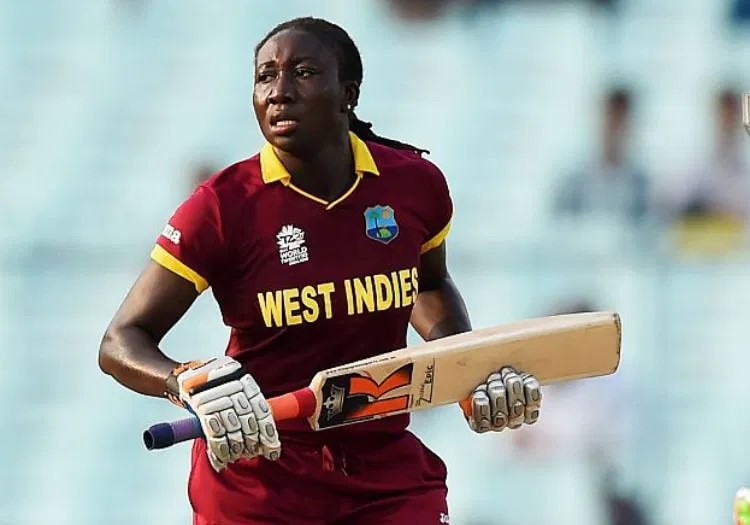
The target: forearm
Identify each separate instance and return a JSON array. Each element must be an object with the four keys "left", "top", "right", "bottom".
[
  {"left": 411, "top": 274, "right": 471, "bottom": 341},
  {"left": 99, "top": 262, "right": 199, "bottom": 398},
  {"left": 99, "top": 325, "right": 180, "bottom": 398}
]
